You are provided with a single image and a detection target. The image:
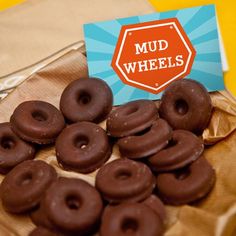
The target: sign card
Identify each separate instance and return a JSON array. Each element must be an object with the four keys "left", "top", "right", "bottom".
[{"left": 84, "top": 5, "right": 224, "bottom": 105}]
